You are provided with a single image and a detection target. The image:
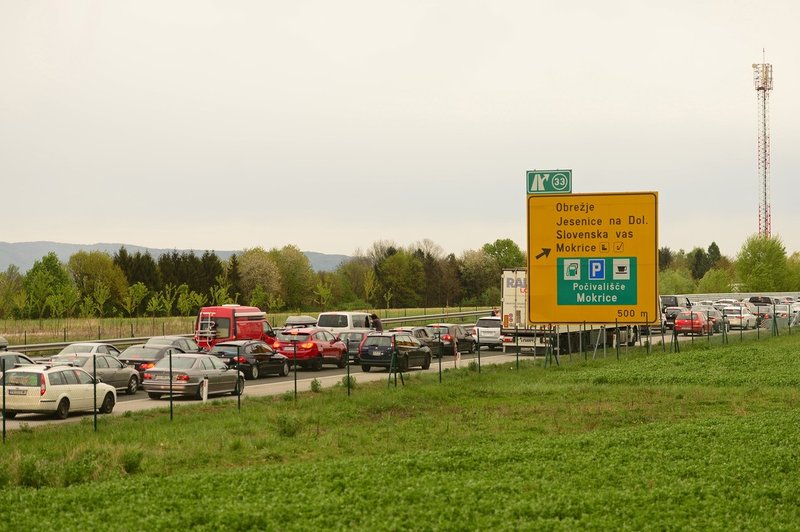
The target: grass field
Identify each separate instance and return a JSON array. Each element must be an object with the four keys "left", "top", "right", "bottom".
[{"left": 1, "top": 332, "right": 799, "bottom": 529}]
